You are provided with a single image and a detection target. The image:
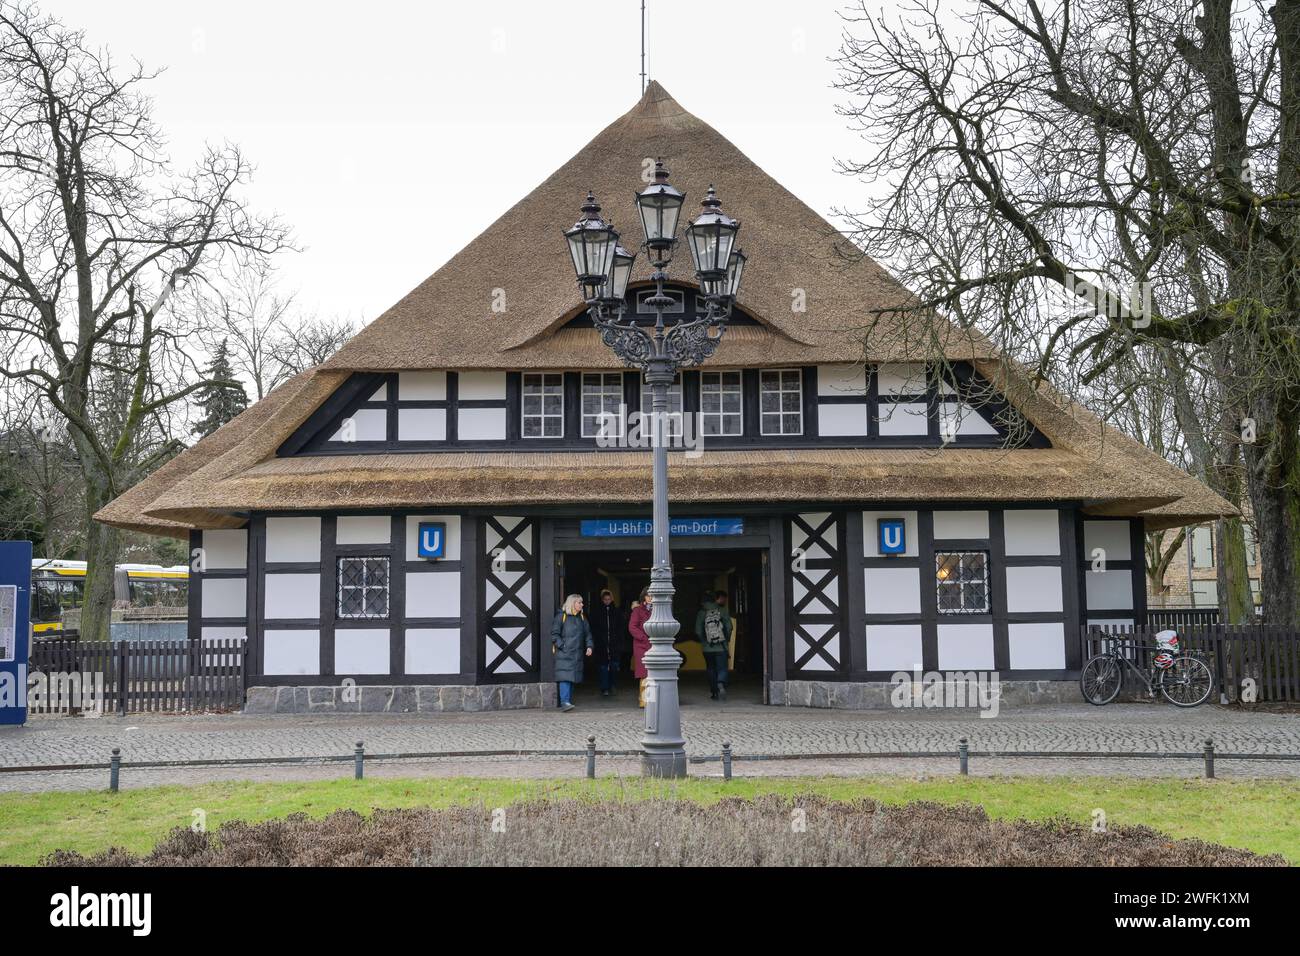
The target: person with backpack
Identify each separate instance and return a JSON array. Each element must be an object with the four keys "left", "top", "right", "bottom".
[
  {"left": 589, "top": 588, "right": 628, "bottom": 696},
  {"left": 695, "top": 590, "right": 733, "bottom": 701},
  {"left": 550, "top": 593, "right": 593, "bottom": 712}
]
